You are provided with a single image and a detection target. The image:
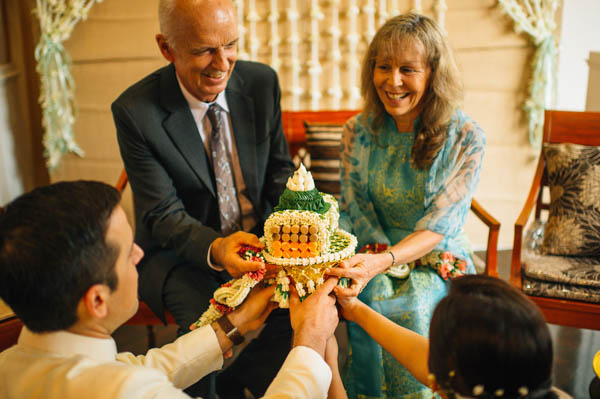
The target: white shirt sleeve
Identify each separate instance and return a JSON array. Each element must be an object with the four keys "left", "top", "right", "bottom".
[
  {"left": 206, "top": 242, "right": 225, "bottom": 271},
  {"left": 262, "top": 346, "right": 332, "bottom": 399},
  {"left": 116, "top": 324, "right": 223, "bottom": 389}
]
